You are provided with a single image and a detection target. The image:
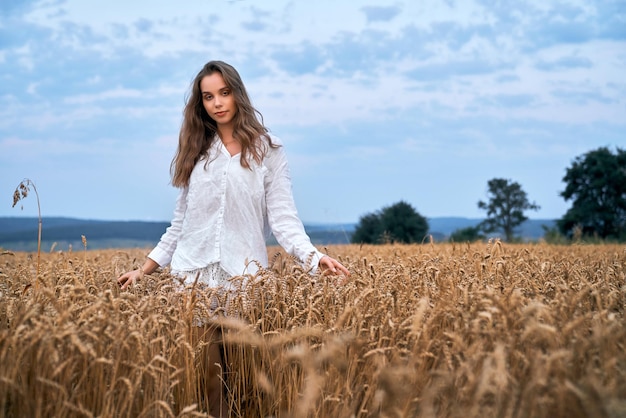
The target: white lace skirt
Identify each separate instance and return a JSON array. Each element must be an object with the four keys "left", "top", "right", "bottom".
[
  {"left": 171, "top": 262, "right": 237, "bottom": 320},
  {"left": 171, "top": 262, "right": 233, "bottom": 289}
]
